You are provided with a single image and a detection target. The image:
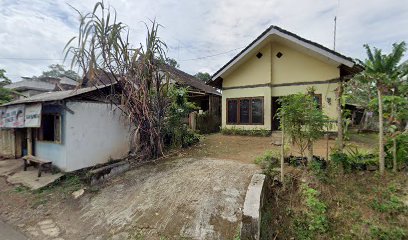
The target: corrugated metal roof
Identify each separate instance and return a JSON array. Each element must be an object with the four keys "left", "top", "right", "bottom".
[{"left": 1, "top": 85, "right": 108, "bottom": 107}]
